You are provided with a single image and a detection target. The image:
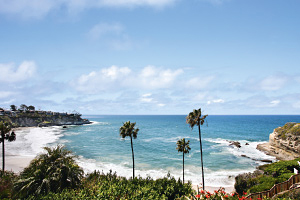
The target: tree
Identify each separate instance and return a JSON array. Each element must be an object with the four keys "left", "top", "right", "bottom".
[
  {"left": 19, "top": 104, "right": 28, "bottom": 112},
  {"left": 119, "top": 121, "right": 139, "bottom": 179},
  {"left": 10, "top": 105, "right": 17, "bottom": 111},
  {"left": 15, "top": 145, "right": 83, "bottom": 198},
  {"left": 186, "top": 108, "right": 207, "bottom": 190},
  {"left": 28, "top": 105, "right": 35, "bottom": 112},
  {"left": 0, "top": 121, "right": 16, "bottom": 171},
  {"left": 176, "top": 138, "right": 191, "bottom": 183}
]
